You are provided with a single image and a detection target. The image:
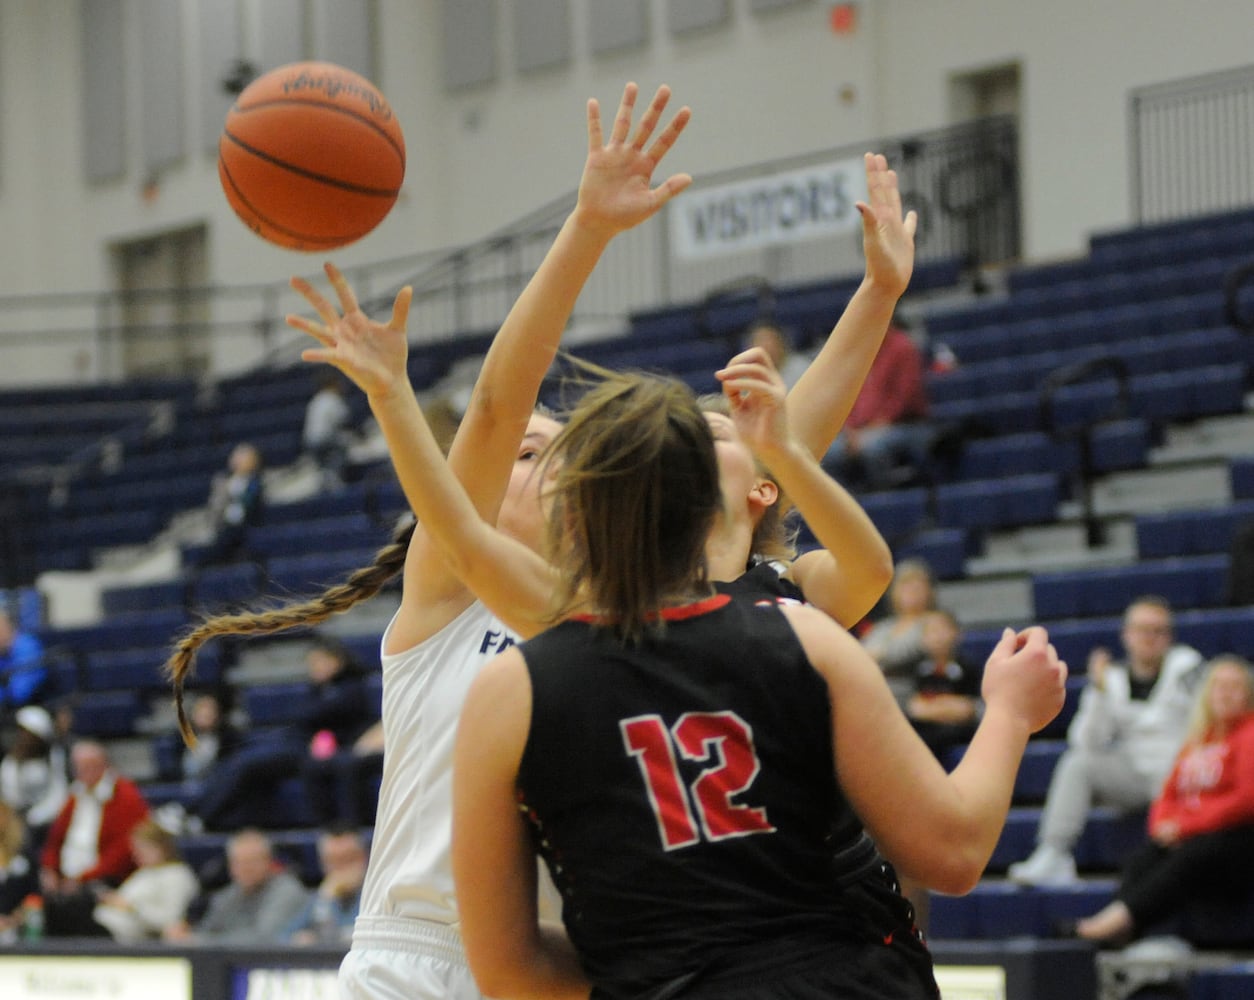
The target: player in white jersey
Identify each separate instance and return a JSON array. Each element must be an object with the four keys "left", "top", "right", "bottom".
[{"left": 167, "top": 82, "right": 693, "bottom": 999}]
